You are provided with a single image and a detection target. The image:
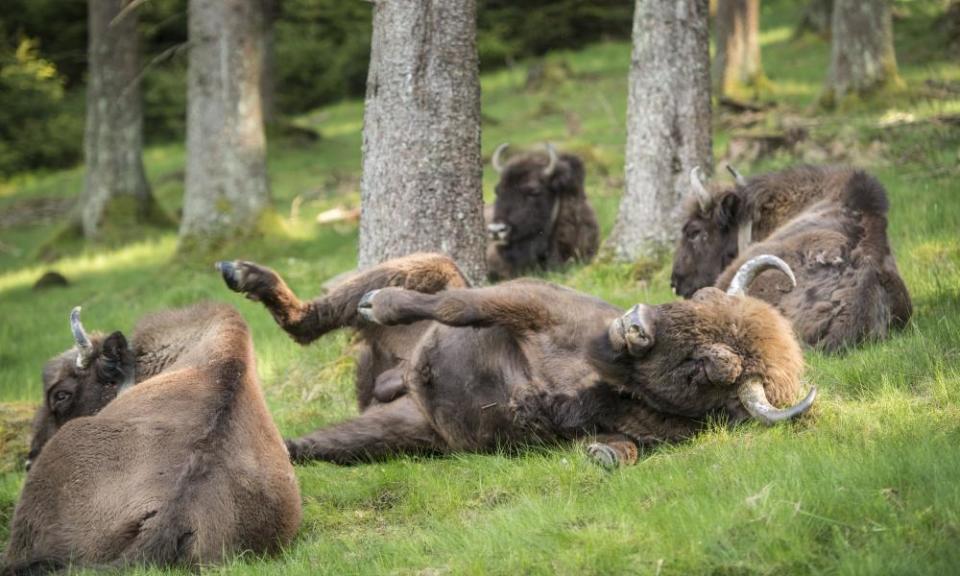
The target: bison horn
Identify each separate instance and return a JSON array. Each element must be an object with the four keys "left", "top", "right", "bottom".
[
  {"left": 726, "top": 164, "right": 747, "bottom": 187},
  {"left": 492, "top": 143, "right": 509, "bottom": 174},
  {"left": 726, "top": 254, "right": 796, "bottom": 297},
  {"left": 70, "top": 306, "right": 93, "bottom": 369},
  {"left": 738, "top": 376, "right": 817, "bottom": 425},
  {"left": 690, "top": 167, "right": 711, "bottom": 213},
  {"left": 542, "top": 142, "right": 558, "bottom": 177}
]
